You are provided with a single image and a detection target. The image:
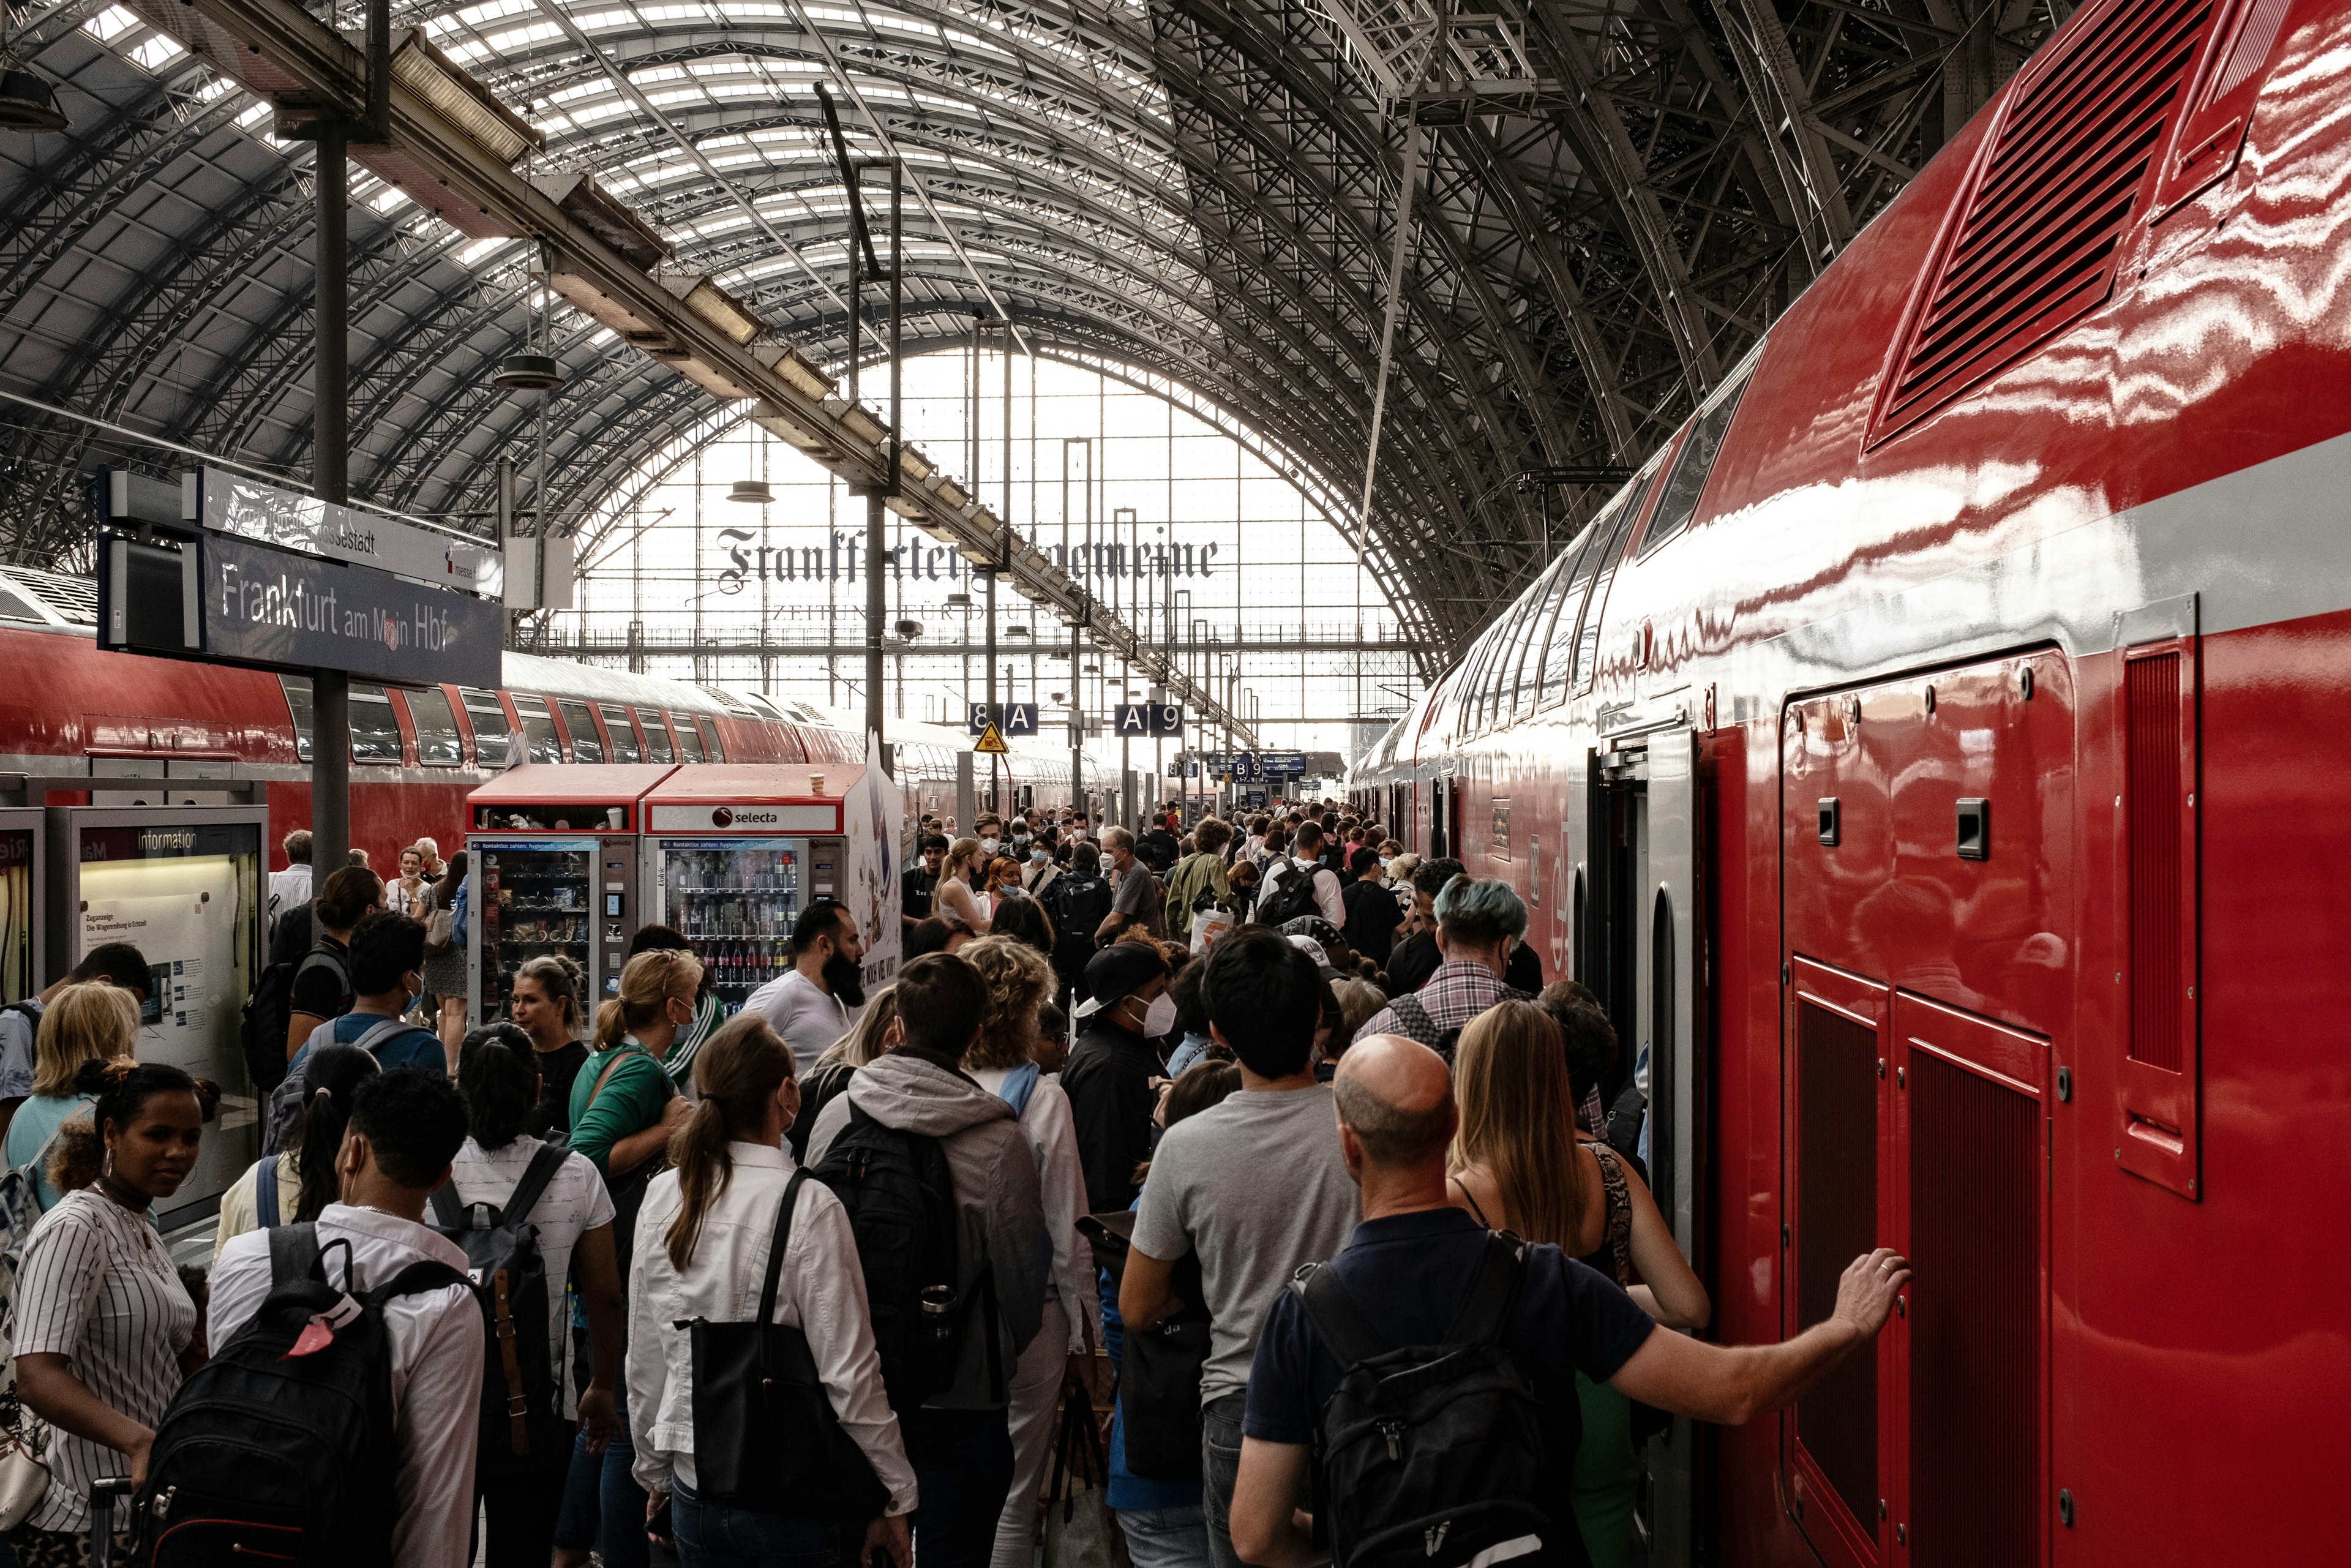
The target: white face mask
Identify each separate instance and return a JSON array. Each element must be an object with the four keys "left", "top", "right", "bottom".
[
  {"left": 981, "top": 838, "right": 999, "bottom": 856},
  {"left": 1140, "top": 992, "right": 1178, "bottom": 1037},
  {"left": 1031, "top": 849, "right": 1049, "bottom": 865}
]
